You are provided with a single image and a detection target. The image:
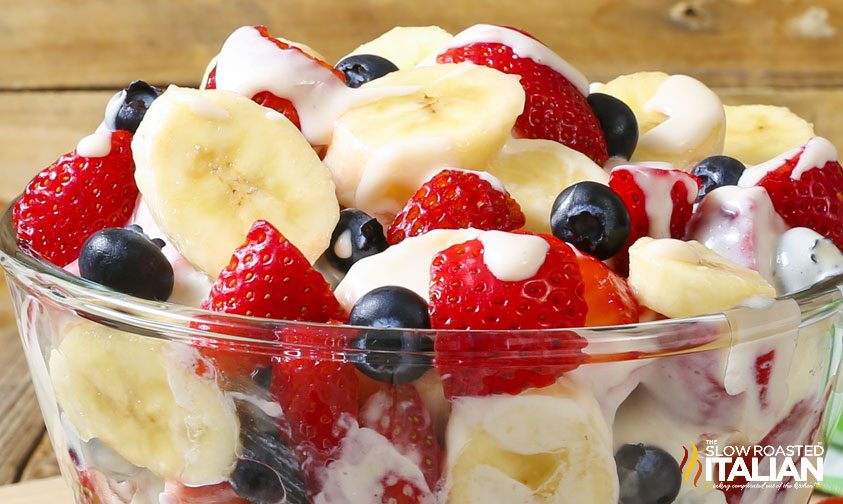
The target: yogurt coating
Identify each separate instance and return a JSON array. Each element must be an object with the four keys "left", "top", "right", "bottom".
[
  {"left": 477, "top": 230, "right": 549, "bottom": 282},
  {"left": 76, "top": 131, "right": 113, "bottom": 158},
  {"left": 436, "top": 24, "right": 590, "bottom": 95},
  {"left": 776, "top": 227, "right": 843, "bottom": 294}
]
